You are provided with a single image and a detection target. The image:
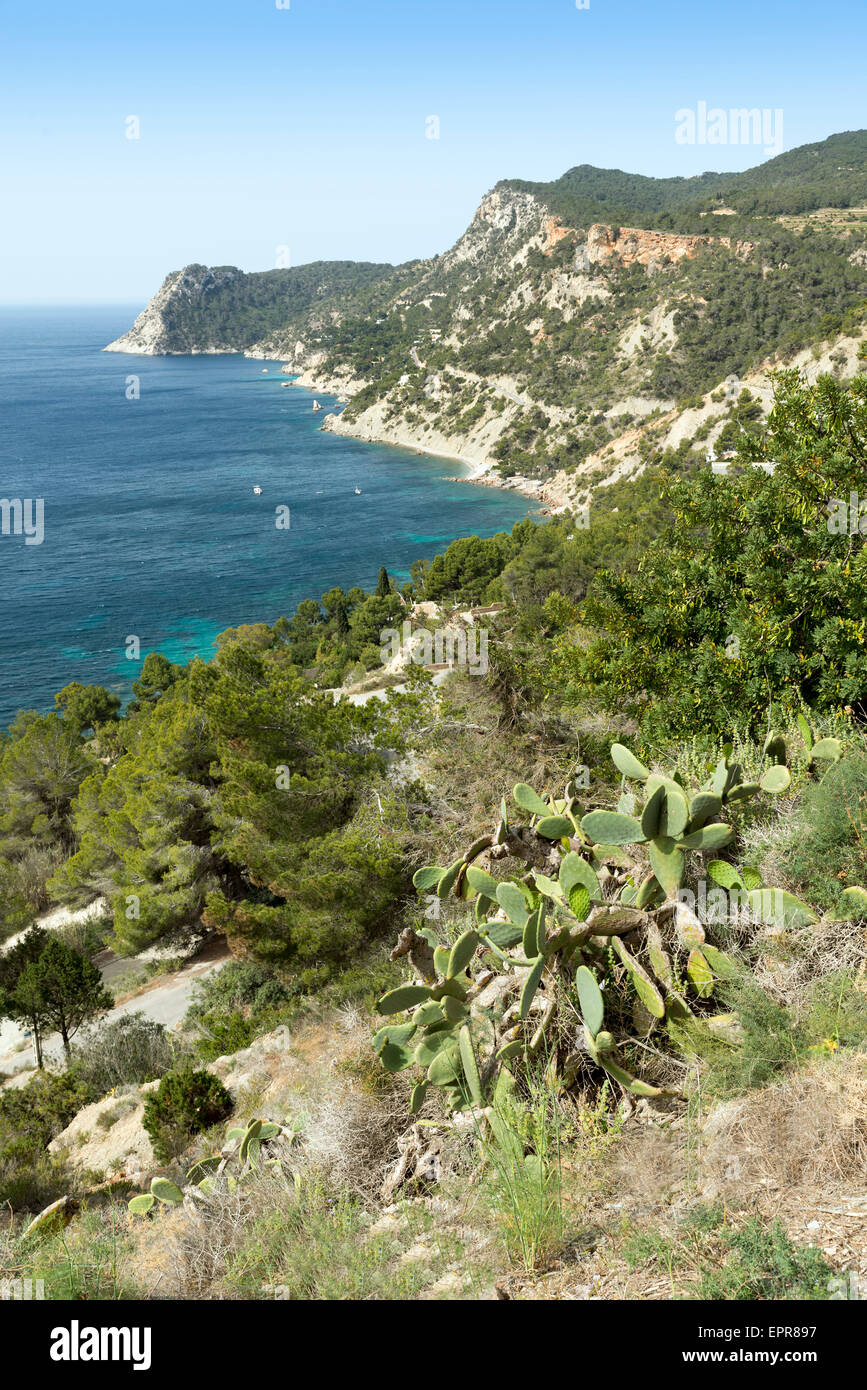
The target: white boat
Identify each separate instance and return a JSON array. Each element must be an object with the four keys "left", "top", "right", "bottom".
[
  {"left": 312, "top": 400, "right": 322, "bottom": 411},
  {"left": 261, "top": 368, "right": 268, "bottom": 373},
  {"left": 281, "top": 382, "right": 291, "bottom": 387},
  {"left": 253, "top": 485, "right": 263, "bottom": 495},
  {"left": 354, "top": 488, "right": 362, "bottom": 495}
]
